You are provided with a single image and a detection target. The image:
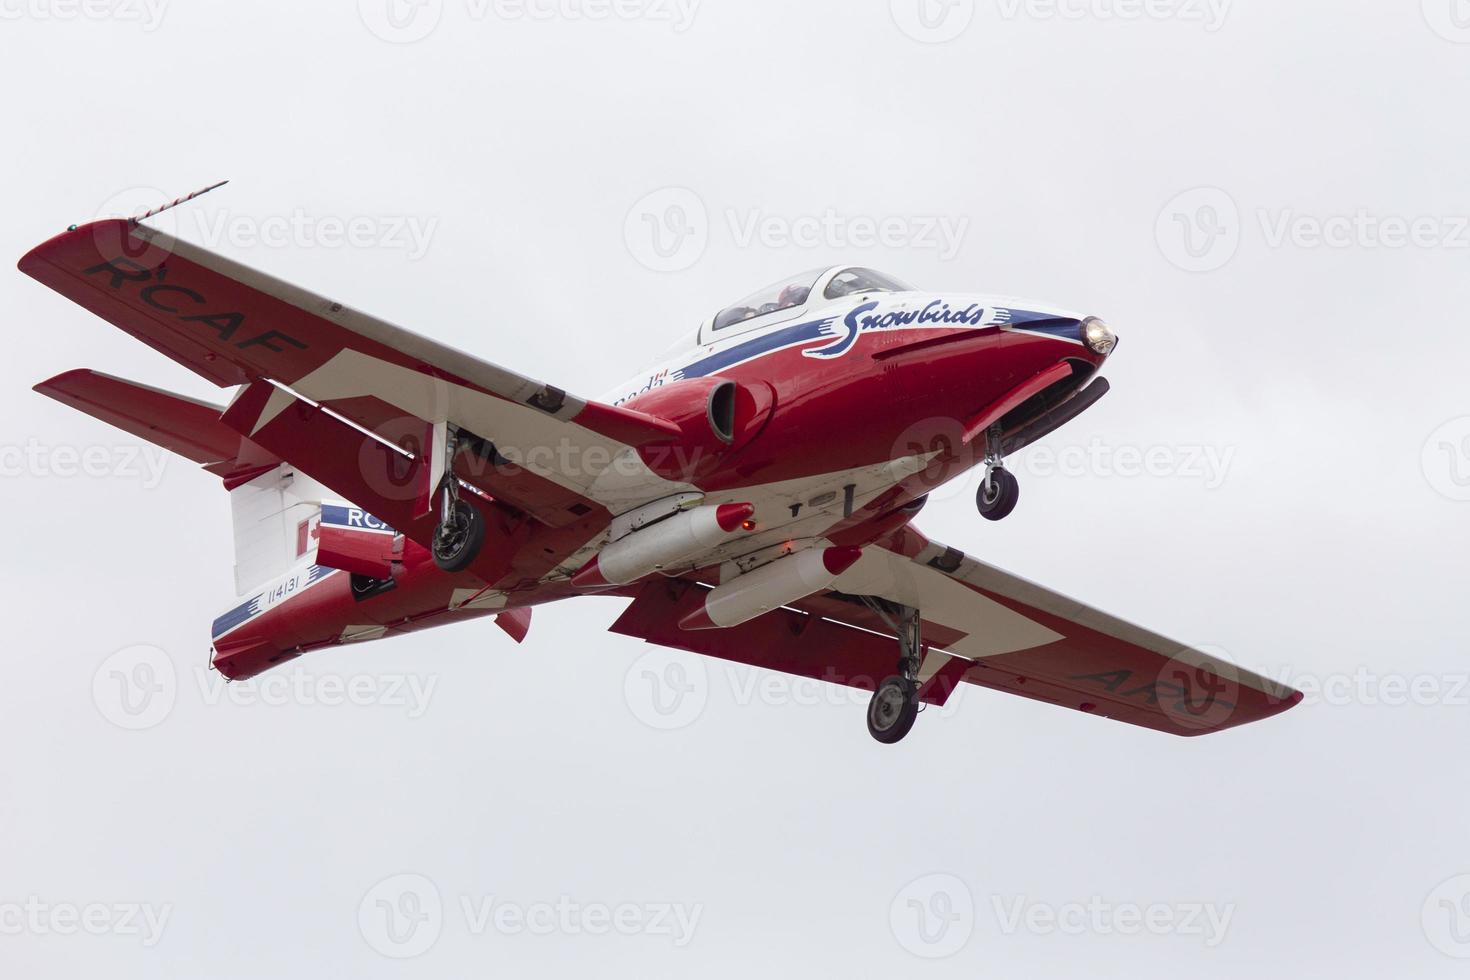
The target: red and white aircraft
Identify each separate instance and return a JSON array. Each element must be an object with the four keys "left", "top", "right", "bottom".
[{"left": 22, "top": 196, "right": 1301, "bottom": 743}]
